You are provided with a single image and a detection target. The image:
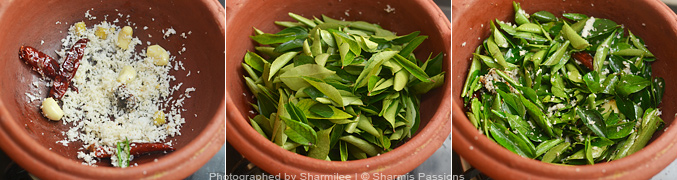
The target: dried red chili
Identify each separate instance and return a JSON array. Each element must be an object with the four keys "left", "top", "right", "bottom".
[
  {"left": 18, "top": 46, "right": 61, "bottom": 79},
  {"left": 61, "top": 39, "right": 88, "bottom": 80},
  {"left": 92, "top": 143, "right": 176, "bottom": 158},
  {"left": 19, "top": 38, "right": 89, "bottom": 99},
  {"left": 572, "top": 52, "right": 594, "bottom": 70},
  {"left": 50, "top": 75, "right": 70, "bottom": 99}
]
